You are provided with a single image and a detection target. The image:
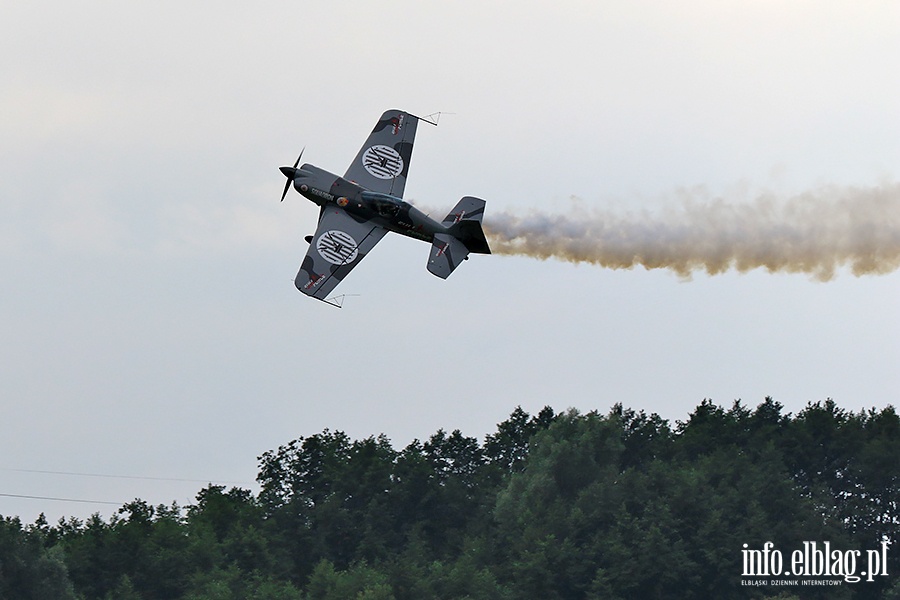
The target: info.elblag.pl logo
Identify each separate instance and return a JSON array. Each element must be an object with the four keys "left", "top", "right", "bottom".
[{"left": 742, "top": 541, "right": 890, "bottom": 585}]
